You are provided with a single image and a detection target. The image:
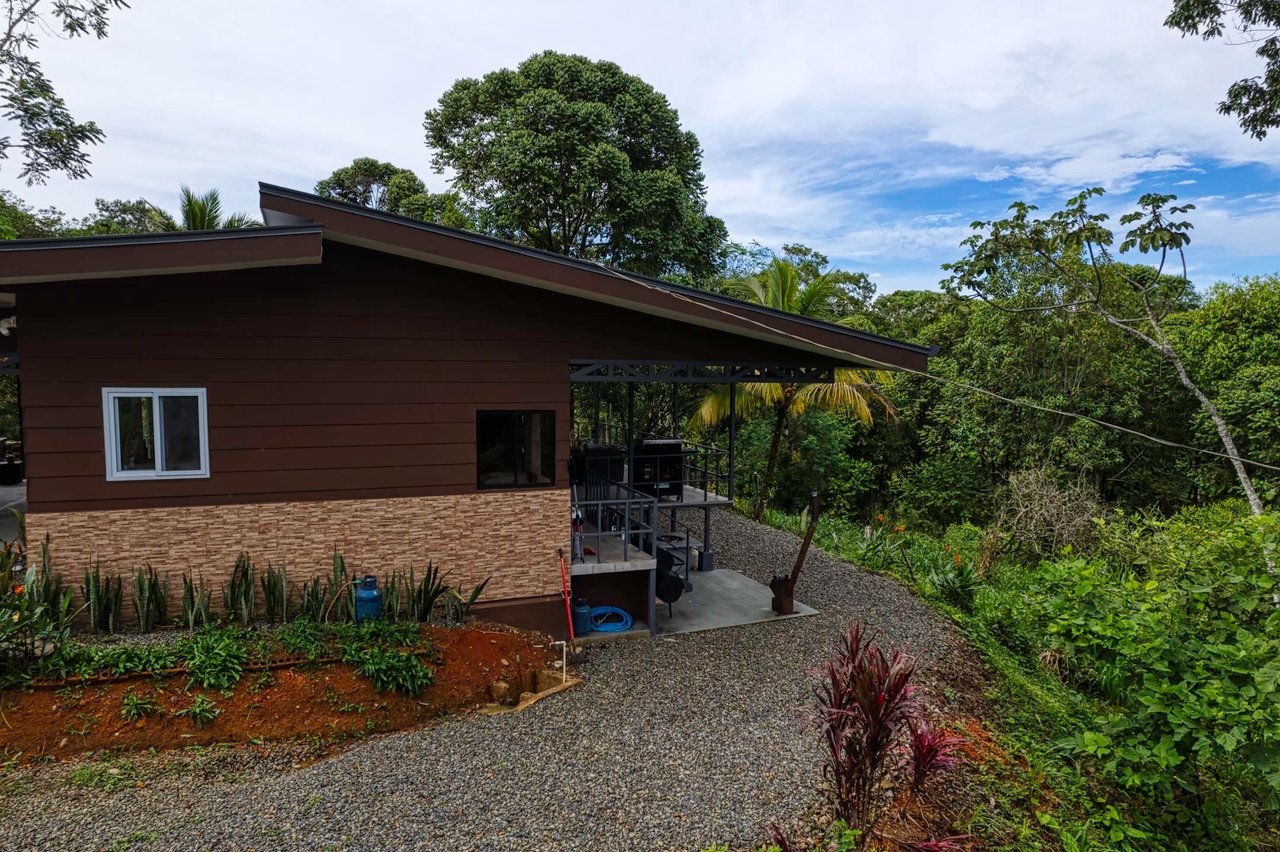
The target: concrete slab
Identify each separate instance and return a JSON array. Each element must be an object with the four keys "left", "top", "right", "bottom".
[
  {"left": 575, "top": 620, "right": 652, "bottom": 644},
  {"left": 654, "top": 569, "right": 817, "bottom": 636}
]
